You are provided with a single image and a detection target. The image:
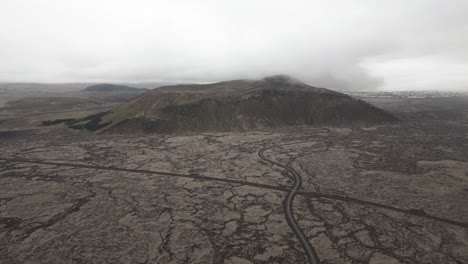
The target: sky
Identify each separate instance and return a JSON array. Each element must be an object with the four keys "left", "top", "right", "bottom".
[{"left": 1, "top": 0, "right": 468, "bottom": 91}]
